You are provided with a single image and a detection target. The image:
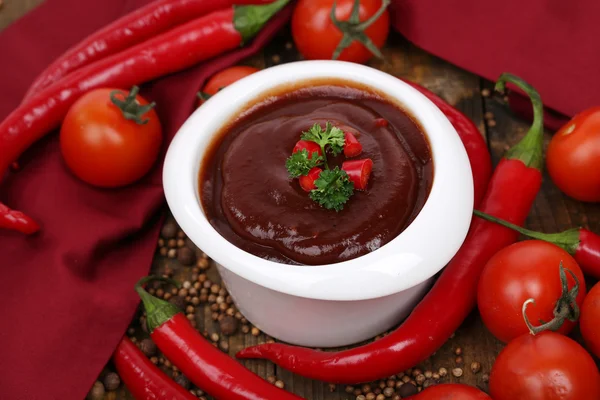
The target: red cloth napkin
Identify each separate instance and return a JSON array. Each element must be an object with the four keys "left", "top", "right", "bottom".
[
  {"left": 0, "top": 0, "right": 291, "bottom": 399},
  {"left": 390, "top": 0, "right": 600, "bottom": 129}
]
